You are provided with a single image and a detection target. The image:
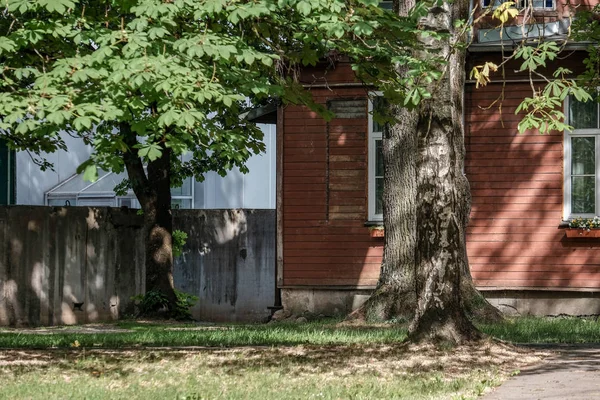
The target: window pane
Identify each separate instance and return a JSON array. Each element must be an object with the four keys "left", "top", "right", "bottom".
[
  {"left": 372, "top": 97, "right": 386, "bottom": 133},
  {"left": 171, "top": 177, "right": 192, "bottom": 196},
  {"left": 172, "top": 198, "right": 192, "bottom": 209},
  {"left": 375, "top": 140, "right": 383, "bottom": 177},
  {"left": 570, "top": 97, "right": 597, "bottom": 129},
  {"left": 572, "top": 176, "right": 595, "bottom": 214},
  {"left": 375, "top": 178, "right": 383, "bottom": 215},
  {"left": 379, "top": 1, "right": 393, "bottom": 10},
  {"left": 48, "top": 198, "right": 76, "bottom": 206},
  {"left": 531, "top": 0, "right": 548, "bottom": 7},
  {"left": 572, "top": 137, "right": 595, "bottom": 175}
]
